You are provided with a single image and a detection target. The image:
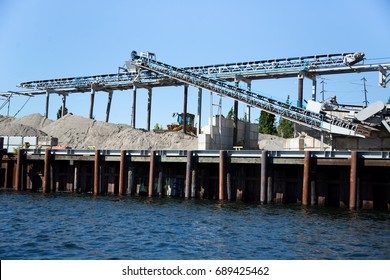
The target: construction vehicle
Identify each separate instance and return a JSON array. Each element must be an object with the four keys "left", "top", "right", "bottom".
[{"left": 167, "top": 112, "right": 197, "bottom": 134}]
